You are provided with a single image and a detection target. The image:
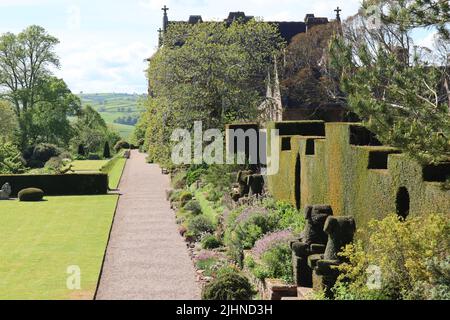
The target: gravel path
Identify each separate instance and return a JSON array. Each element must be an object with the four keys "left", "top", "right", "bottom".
[{"left": 96, "top": 150, "right": 200, "bottom": 300}]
